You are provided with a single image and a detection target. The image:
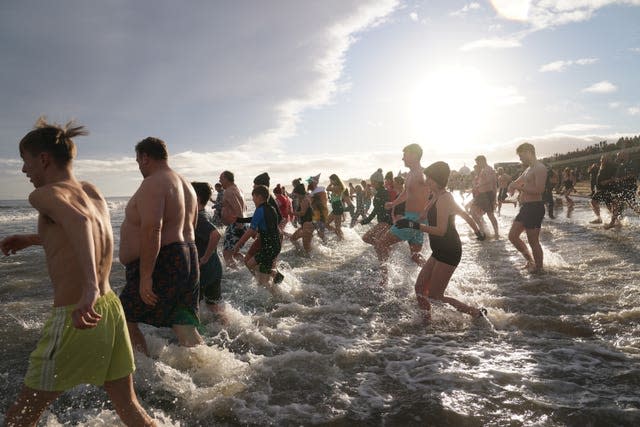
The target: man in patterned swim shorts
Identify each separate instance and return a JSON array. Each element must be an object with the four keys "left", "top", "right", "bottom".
[{"left": 119, "top": 137, "right": 203, "bottom": 355}]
